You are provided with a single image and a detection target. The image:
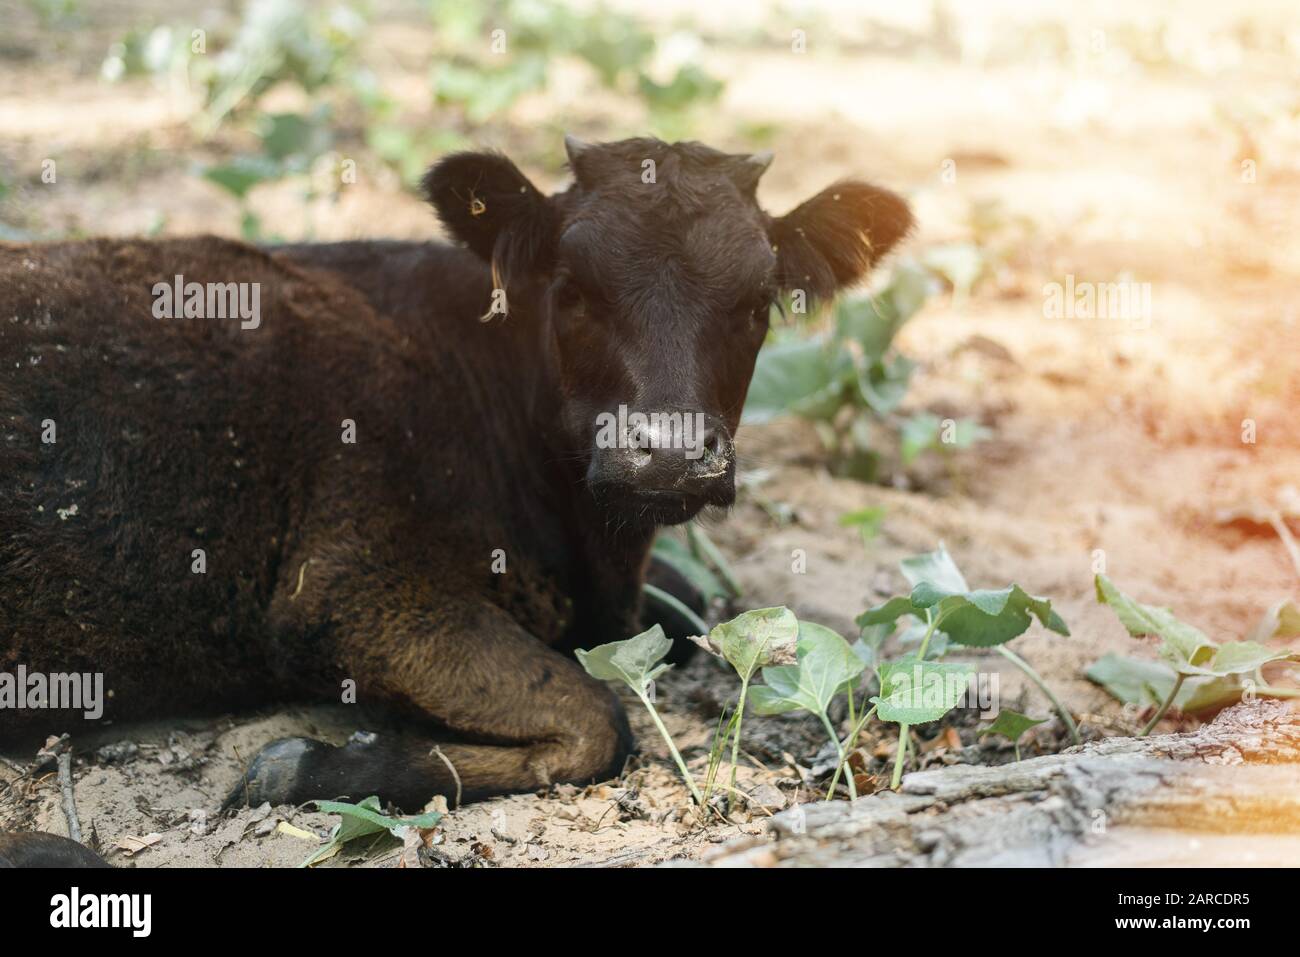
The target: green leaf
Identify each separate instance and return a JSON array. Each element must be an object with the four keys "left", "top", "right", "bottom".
[
  {"left": 708, "top": 606, "right": 799, "bottom": 681},
  {"left": 900, "top": 413, "right": 941, "bottom": 466},
  {"left": 895, "top": 617, "right": 950, "bottom": 660},
  {"left": 833, "top": 294, "right": 899, "bottom": 360},
  {"left": 201, "top": 155, "right": 282, "bottom": 199},
  {"left": 979, "top": 709, "right": 1047, "bottom": 744},
  {"left": 871, "top": 657, "right": 973, "bottom": 725},
  {"left": 686, "top": 522, "right": 741, "bottom": 598},
  {"left": 303, "top": 796, "right": 441, "bottom": 867},
  {"left": 856, "top": 596, "right": 916, "bottom": 629},
  {"left": 742, "top": 336, "right": 848, "bottom": 426},
  {"left": 913, "top": 584, "right": 1069, "bottom": 647},
  {"left": 879, "top": 262, "right": 935, "bottom": 324},
  {"left": 652, "top": 534, "right": 726, "bottom": 603},
  {"left": 854, "top": 353, "right": 915, "bottom": 415},
  {"left": 1199, "top": 640, "right": 1293, "bottom": 678},
  {"left": 575, "top": 625, "right": 673, "bottom": 695},
  {"left": 637, "top": 64, "right": 724, "bottom": 111},
  {"left": 1085, "top": 654, "right": 1247, "bottom": 714},
  {"left": 1247, "top": 598, "right": 1300, "bottom": 643},
  {"left": 749, "top": 622, "right": 865, "bottom": 717},
  {"left": 1094, "top": 574, "right": 1215, "bottom": 670},
  {"left": 900, "top": 544, "right": 970, "bottom": 592},
  {"left": 839, "top": 506, "right": 885, "bottom": 543},
  {"left": 258, "top": 110, "right": 332, "bottom": 163},
  {"left": 1094, "top": 575, "right": 1292, "bottom": 676}
]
